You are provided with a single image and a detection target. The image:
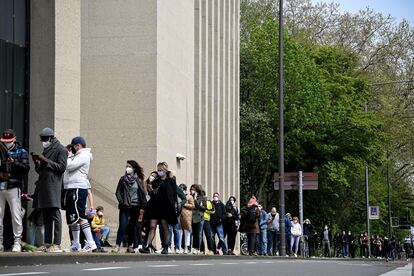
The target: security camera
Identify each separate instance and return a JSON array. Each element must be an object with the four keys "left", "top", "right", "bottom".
[{"left": 176, "top": 153, "right": 186, "bottom": 160}]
